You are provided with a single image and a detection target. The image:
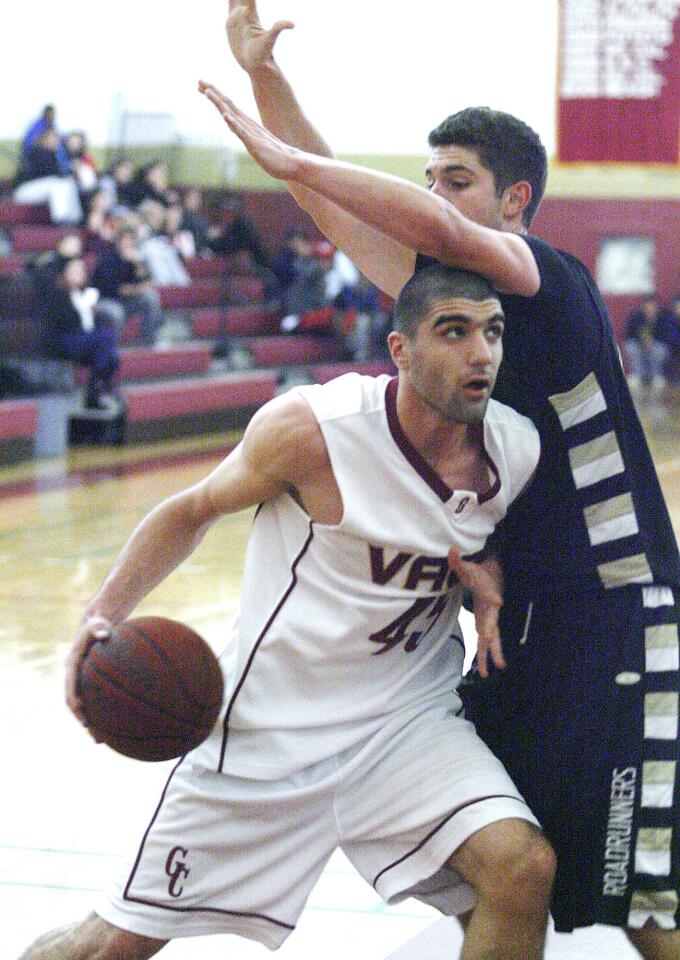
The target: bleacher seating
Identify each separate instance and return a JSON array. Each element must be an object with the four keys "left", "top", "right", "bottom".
[
  {"left": 0, "top": 190, "right": 395, "bottom": 462},
  {"left": 0, "top": 398, "right": 38, "bottom": 463},
  {"left": 11, "top": 225, "right": 85, "bottom": 254},
  {"left": 121, "top": 370, "right": 279, "bottom": 442},
  {"left": 245, "top": 334, "right": 343, "bottom": 368},
  {"left": 72, "top": 344, "right": 214, "bottom": 386}
]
